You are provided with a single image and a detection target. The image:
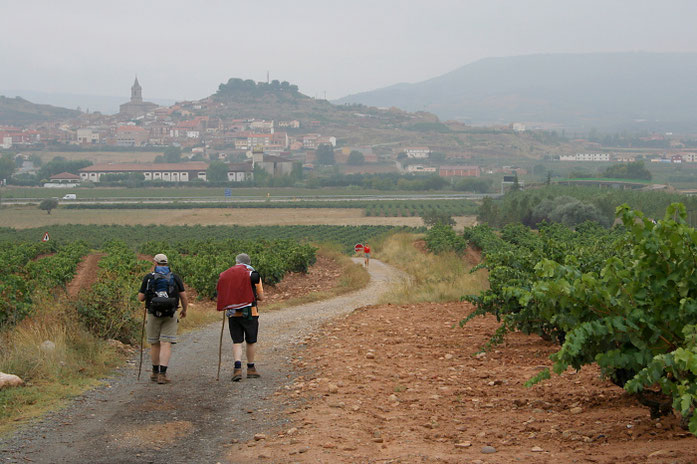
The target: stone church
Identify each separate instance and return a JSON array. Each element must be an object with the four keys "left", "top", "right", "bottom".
[{"left": 119, "top": 77, "right": 158, "bottom": 117}]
